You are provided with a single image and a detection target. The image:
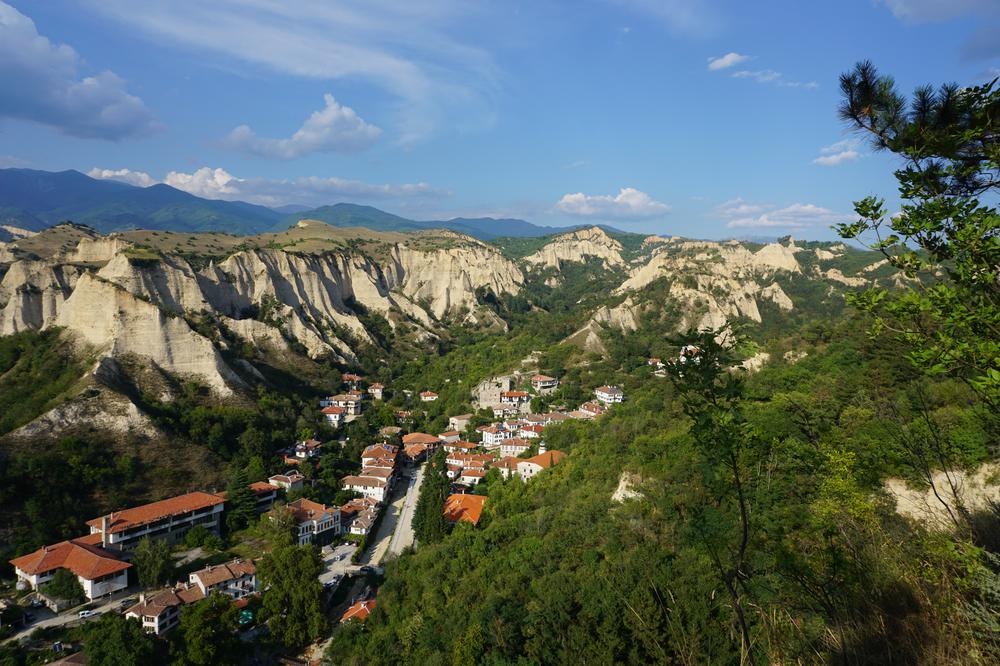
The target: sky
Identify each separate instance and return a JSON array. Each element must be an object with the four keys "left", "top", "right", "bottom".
[{"left": 0, "top": 0, "right": 998, "bottom": 239}]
